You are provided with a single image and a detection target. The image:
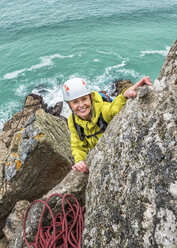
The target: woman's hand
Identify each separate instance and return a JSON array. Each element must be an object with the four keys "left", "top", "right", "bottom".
[
  {"left": 123, "top": 76, "right": 152, "bottom": 99},
  {"left": 72, "top": 160, "right": 89, "bottom": 173}
]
